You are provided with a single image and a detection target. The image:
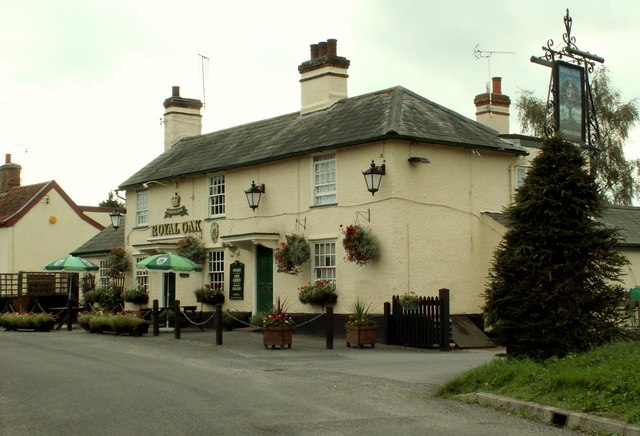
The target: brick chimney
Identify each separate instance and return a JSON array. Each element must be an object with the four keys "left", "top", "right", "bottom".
[
  {"left": 163, "top": 86, "right": 203, "bottom": 151},
  {"left": 474, "top": 77, "right": 511, "bottom": 134},
  {"left": 0, "top": 154, "right": 21, "bottom": 192},
  {"left": 298, "top": 39, "right": 350, "bottom": 115}
]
